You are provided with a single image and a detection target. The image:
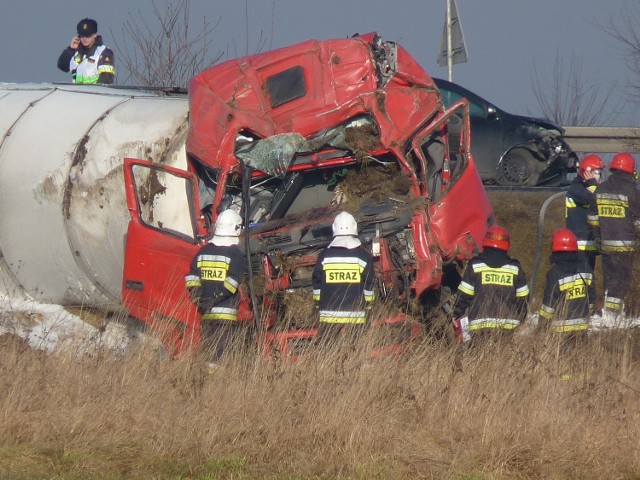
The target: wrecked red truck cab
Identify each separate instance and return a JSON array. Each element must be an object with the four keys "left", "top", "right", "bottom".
[{"left": 122, "top": 33, "right": 494, "bottom": 356}]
